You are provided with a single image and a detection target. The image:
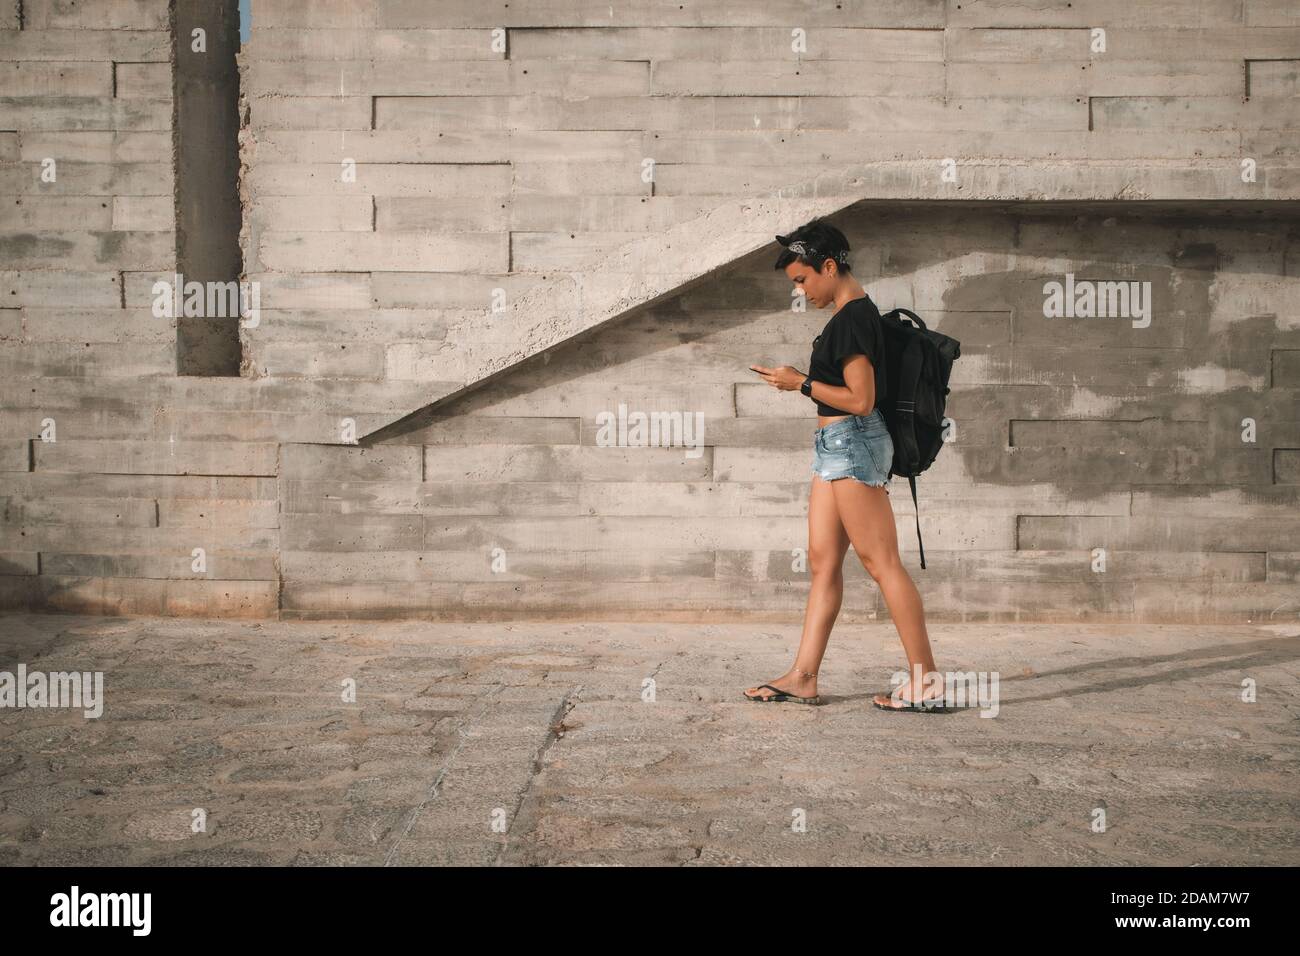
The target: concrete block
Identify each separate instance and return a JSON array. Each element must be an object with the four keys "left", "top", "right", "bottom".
[
  {"left": 40, "top": 551, "right": 278, "bottom": 581},
  {"left": 234, "top": 272, "right": 371, "bottom": 312},
  {"left": 250, "top": 96, "right": 373, "bottom": 131},
  {"left": 373, "top": 196, "right": 509, "bottom": 232},
  {"left": 249, "top": 27, "right": 502, "bottom": 61},
  {"left": 0, "top": 552, "right": 39, "bottom": 575},
  {"left": 510, "top": 164, "right": 648, "bottom": 199},
  {"left": 1009, "top": 347, "right": 1267, "bottom": 391},
  {"left": 0, "top": 197, "right": 115, "bottom": 230},
  {"left": 0, "top": 96, "right": 171, "bottom": 131},
  {"left": 946, "top": 28, "right": 1089, "bottom": 62},
  {"left": 0, "top": 161, "right": 172, "bottom": 194},
  {"left": 1266, "top": 552, "right": 1300, "bottom": 581},
  {"left": 1, "top": 471, "right": 277, "bottom": 501},
  {"left": 1009, "top": 419, "right": 1205, "bottom": 448},
  {"left": 282, "top": 514, "right": 423, "bottom": 551},
  {"left": 373, "top": 95, "right": 509, "bottom": 130},
  {"left": 251, "top": 59, "right": 514, "bottom": 97},
  {"left": 243, "top": 309, "right": 449, "bottom": 348},
  {"left": 572, "top": 416, "right": 805, "bottom": 449},
  {"left": 249, "top": 162, "right": 511, "bottom": 198},
  {"left": 157, "top": 498, "right": 279, "bottom": 530},
  {"left": 1131, "top": 485, "right": 1300, "bottom": 517},
  {"left": 0, "top": 270, "right": 120, "bottom": 307},
  {"left": 276, "top": 578, "right": 854, "bottom": 619},
  {"left": 1019, "top": 514, "right": 1300, "bottom": 551},
  {"left": 1247, "top": 0, "right": 1300, "bottom": 27},
  {"left": 258, "top": 231, "right": 507, "bottom": 273},
  {"left": 111, "top": 195, "right": 172, "bottom": 230},
  {"left": 23, "top": 0, "right": 170, "bottom": 30},
  {"left": 510, "top": 26, "right": 946, "bottom": 61},
  {"left": 32, "top": 440, "right": 279, "bottom": 477},
  {"left": 0, "top": 231, "right": 172, "bottom": 270},
  {"left": 428, "top": 383, "right": 736, "bottom": 423},
  {"left": 1248, "top": 59, "right": 1300, "bottom": 98},
  {"left": 1273, "top": 351, "right": 1300, "bottom": 387},
  {"left": 246, "top": 342, "right": 387, "bottom": 379},
  {"left": 1, "top": 439, "right": 32, "bottom": 472},
  {"left": 574, "top": 481, "right": 806, "bottom": 517},
  {"left": 281, "top": 480, "right": 581, "bottom": 517},
  {"left": 651, "top": 59, "right": 942, "bottom": 97},
  {"left": 1133, "top": 581, "right": 1300, "bottom": 622},
  {"left": 371, "top": 270, "right": 570, "bottom": 310},
  {"left": 1092, "top": 96, "right": 1300, "bottom": 130},
  {"left": 648, "top": 128, "right": 1243, "bottom": 163},
  {"left": 3, "top": 494, "right": 157, "bottom": 527},
  {"left": 3, "top": 520, "right": 278, "bottom": 552},
  {"left": 0, "top": 405, "right": 158, "bottom": 438},
  {"left": 252, "top": 196, "right": 374, "bottom": 232},
  {"left": 424, "top": 444, "right": 714, "bottom": 482},
  {"left": 20, "top": 131, "right": 172, "bottom": 163},
  {"left": 252, "top": 0, "right": 945, "bottom": 29},
  {"left": 507, "top": 192, "right": 714, "bottom": 234},
  {"left": 281, "top": 443, "right": 422, "bottom": 481},
  {"left": 949, "top": 0, "right": 1244, "bottom": 28},
  {"left": 1105, "top": 28, "right": 1300, "bottom": 61},
  {"left": 1, "top": 62, "right": 114, "bottom": 97},
  {"left": 0, "top": 30, "right": 171, "bottom": 62},
  {"left": 1275, "top": 449, "right": 1300, "bottom": 484},
  {"left": 255, "top": 129, "right": 513, "bottom": 164},
  {"left": 5, "top": 575, "right": 278, "bottom": 617},
  {"left": 279, "top": 547, "right": 712, "bottom": 583},
  {"left": 114, "top": 61, "right": 171, "bottom": 98},
  {"left": 948, "top": 61, "right": 1242, "bottom": 98},
  {"left": 511, "top": 229, "right": 654, "bottom": 271},
  {"left": 403, "top": 417, "right": 581, "bottom": 446}
]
